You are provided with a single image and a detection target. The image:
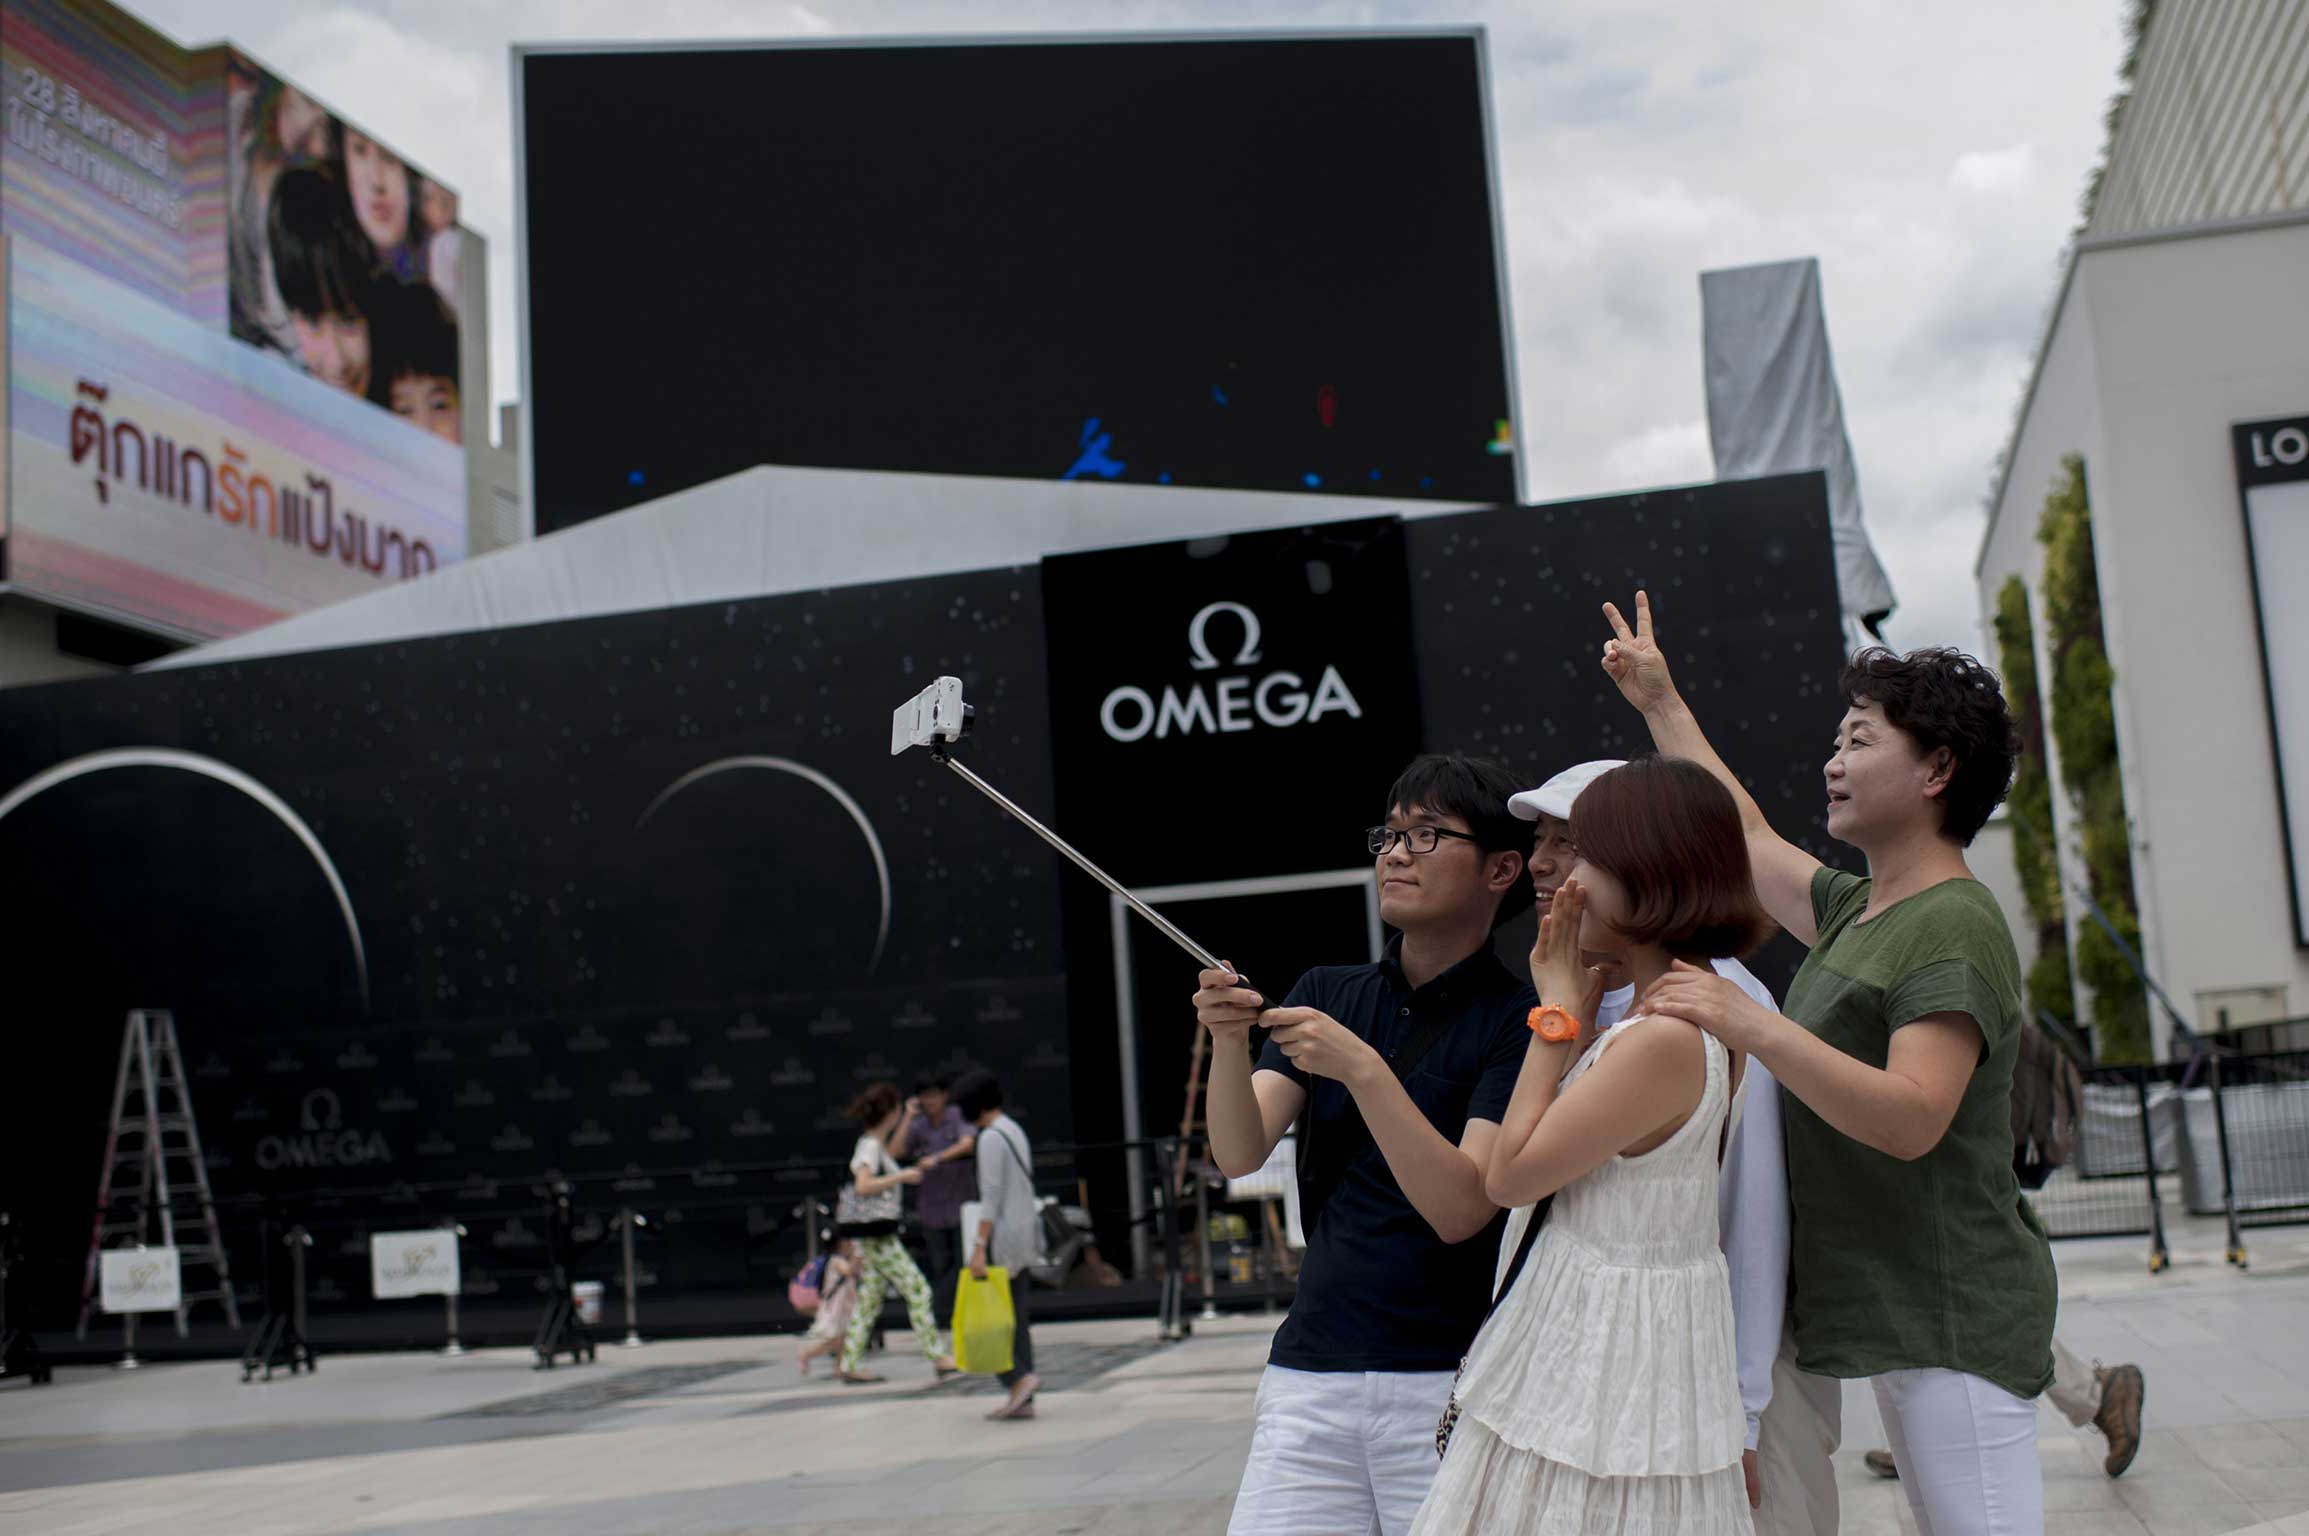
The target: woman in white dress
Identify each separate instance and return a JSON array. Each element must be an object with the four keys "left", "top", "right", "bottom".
[{"left": 1415, "top": 755, "right": 1771, "bottom": 1536}]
